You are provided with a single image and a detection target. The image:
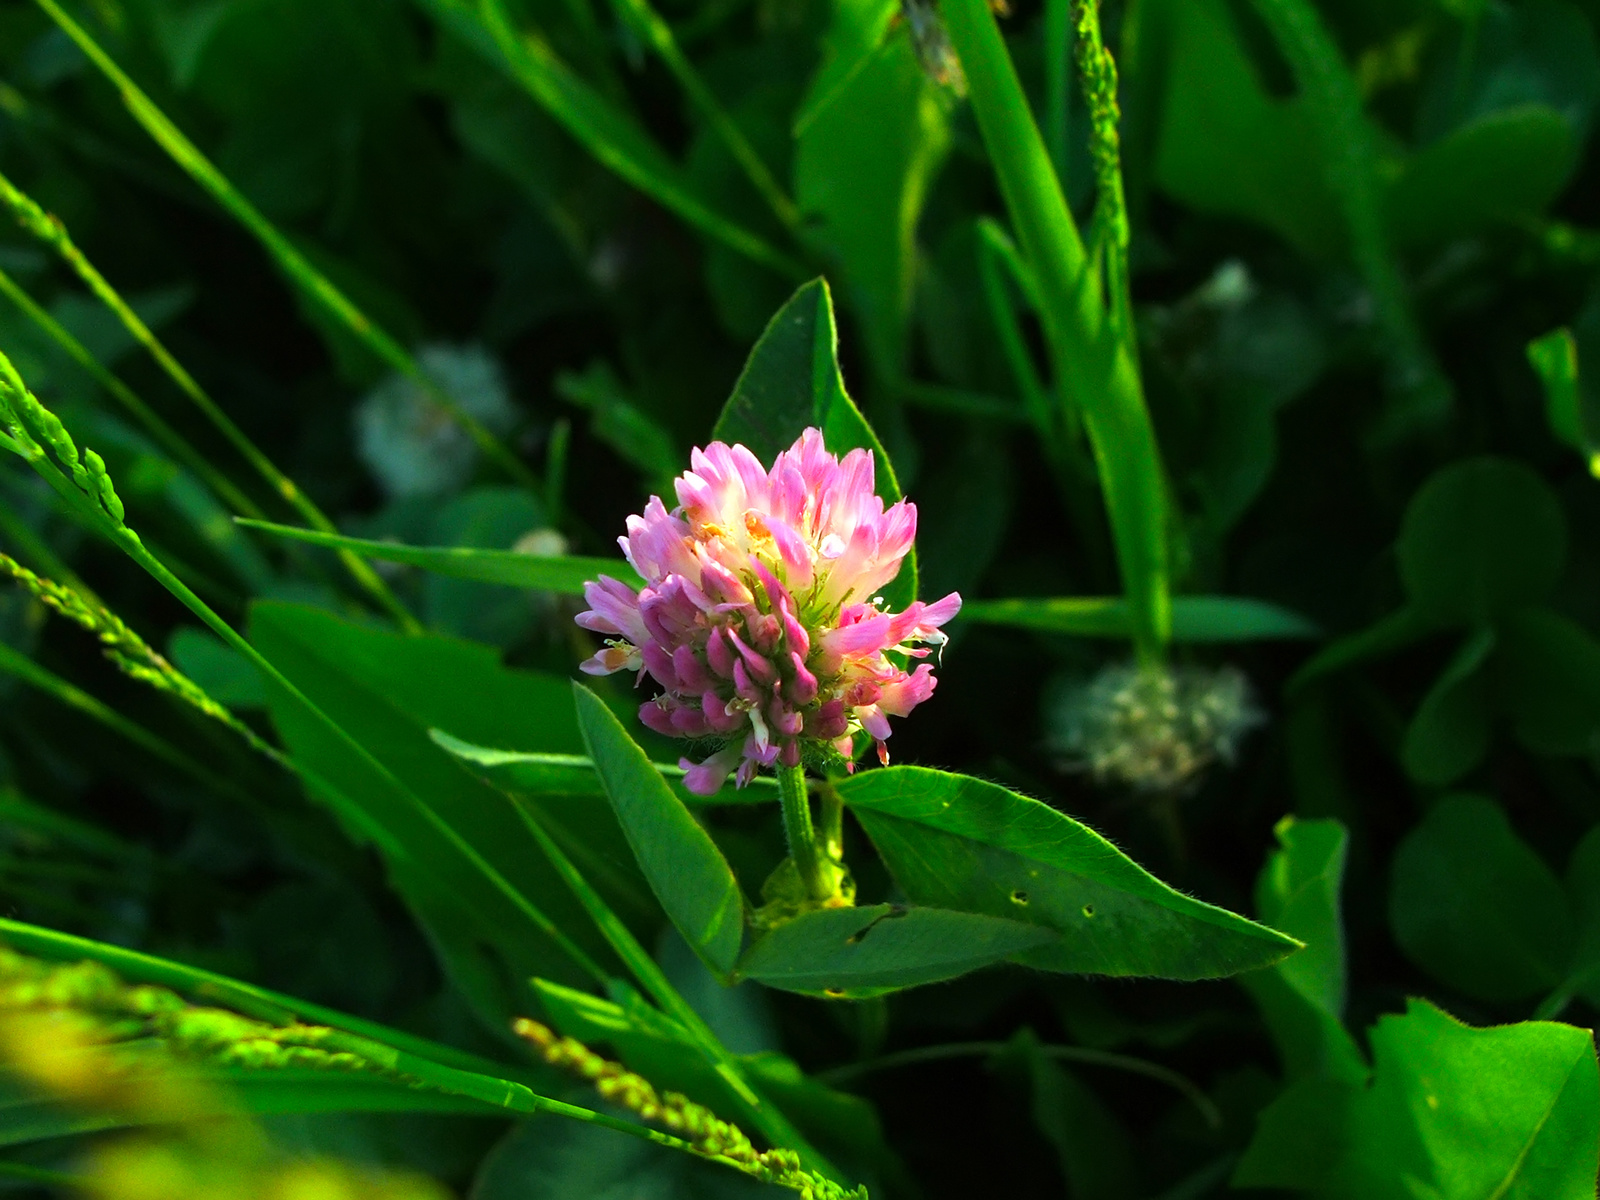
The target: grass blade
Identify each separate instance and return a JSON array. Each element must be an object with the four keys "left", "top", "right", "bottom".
[{"left": 237, "top": 518, "right": 642, "bottom": 593}]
